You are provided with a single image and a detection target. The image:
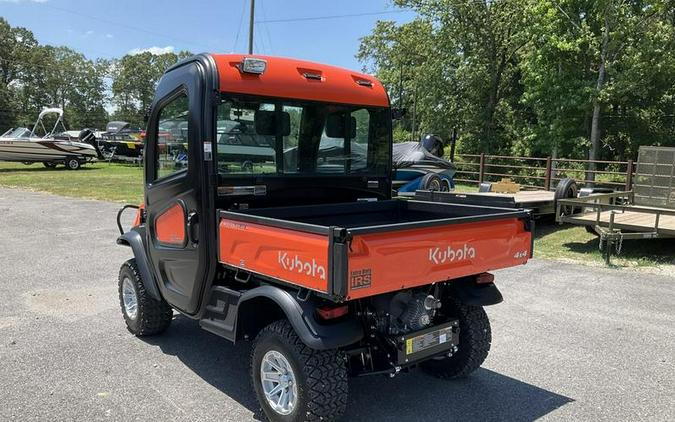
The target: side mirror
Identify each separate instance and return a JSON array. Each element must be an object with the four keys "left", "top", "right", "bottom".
[
  {"left": 326, "top": 114, "right": 356, "bottom": 138},
  {"left": 254, "top": 110, "right": 291, "bottom": 136},
  {"left": 391, "top": 108, "right": 407, "bottom": 120}
]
